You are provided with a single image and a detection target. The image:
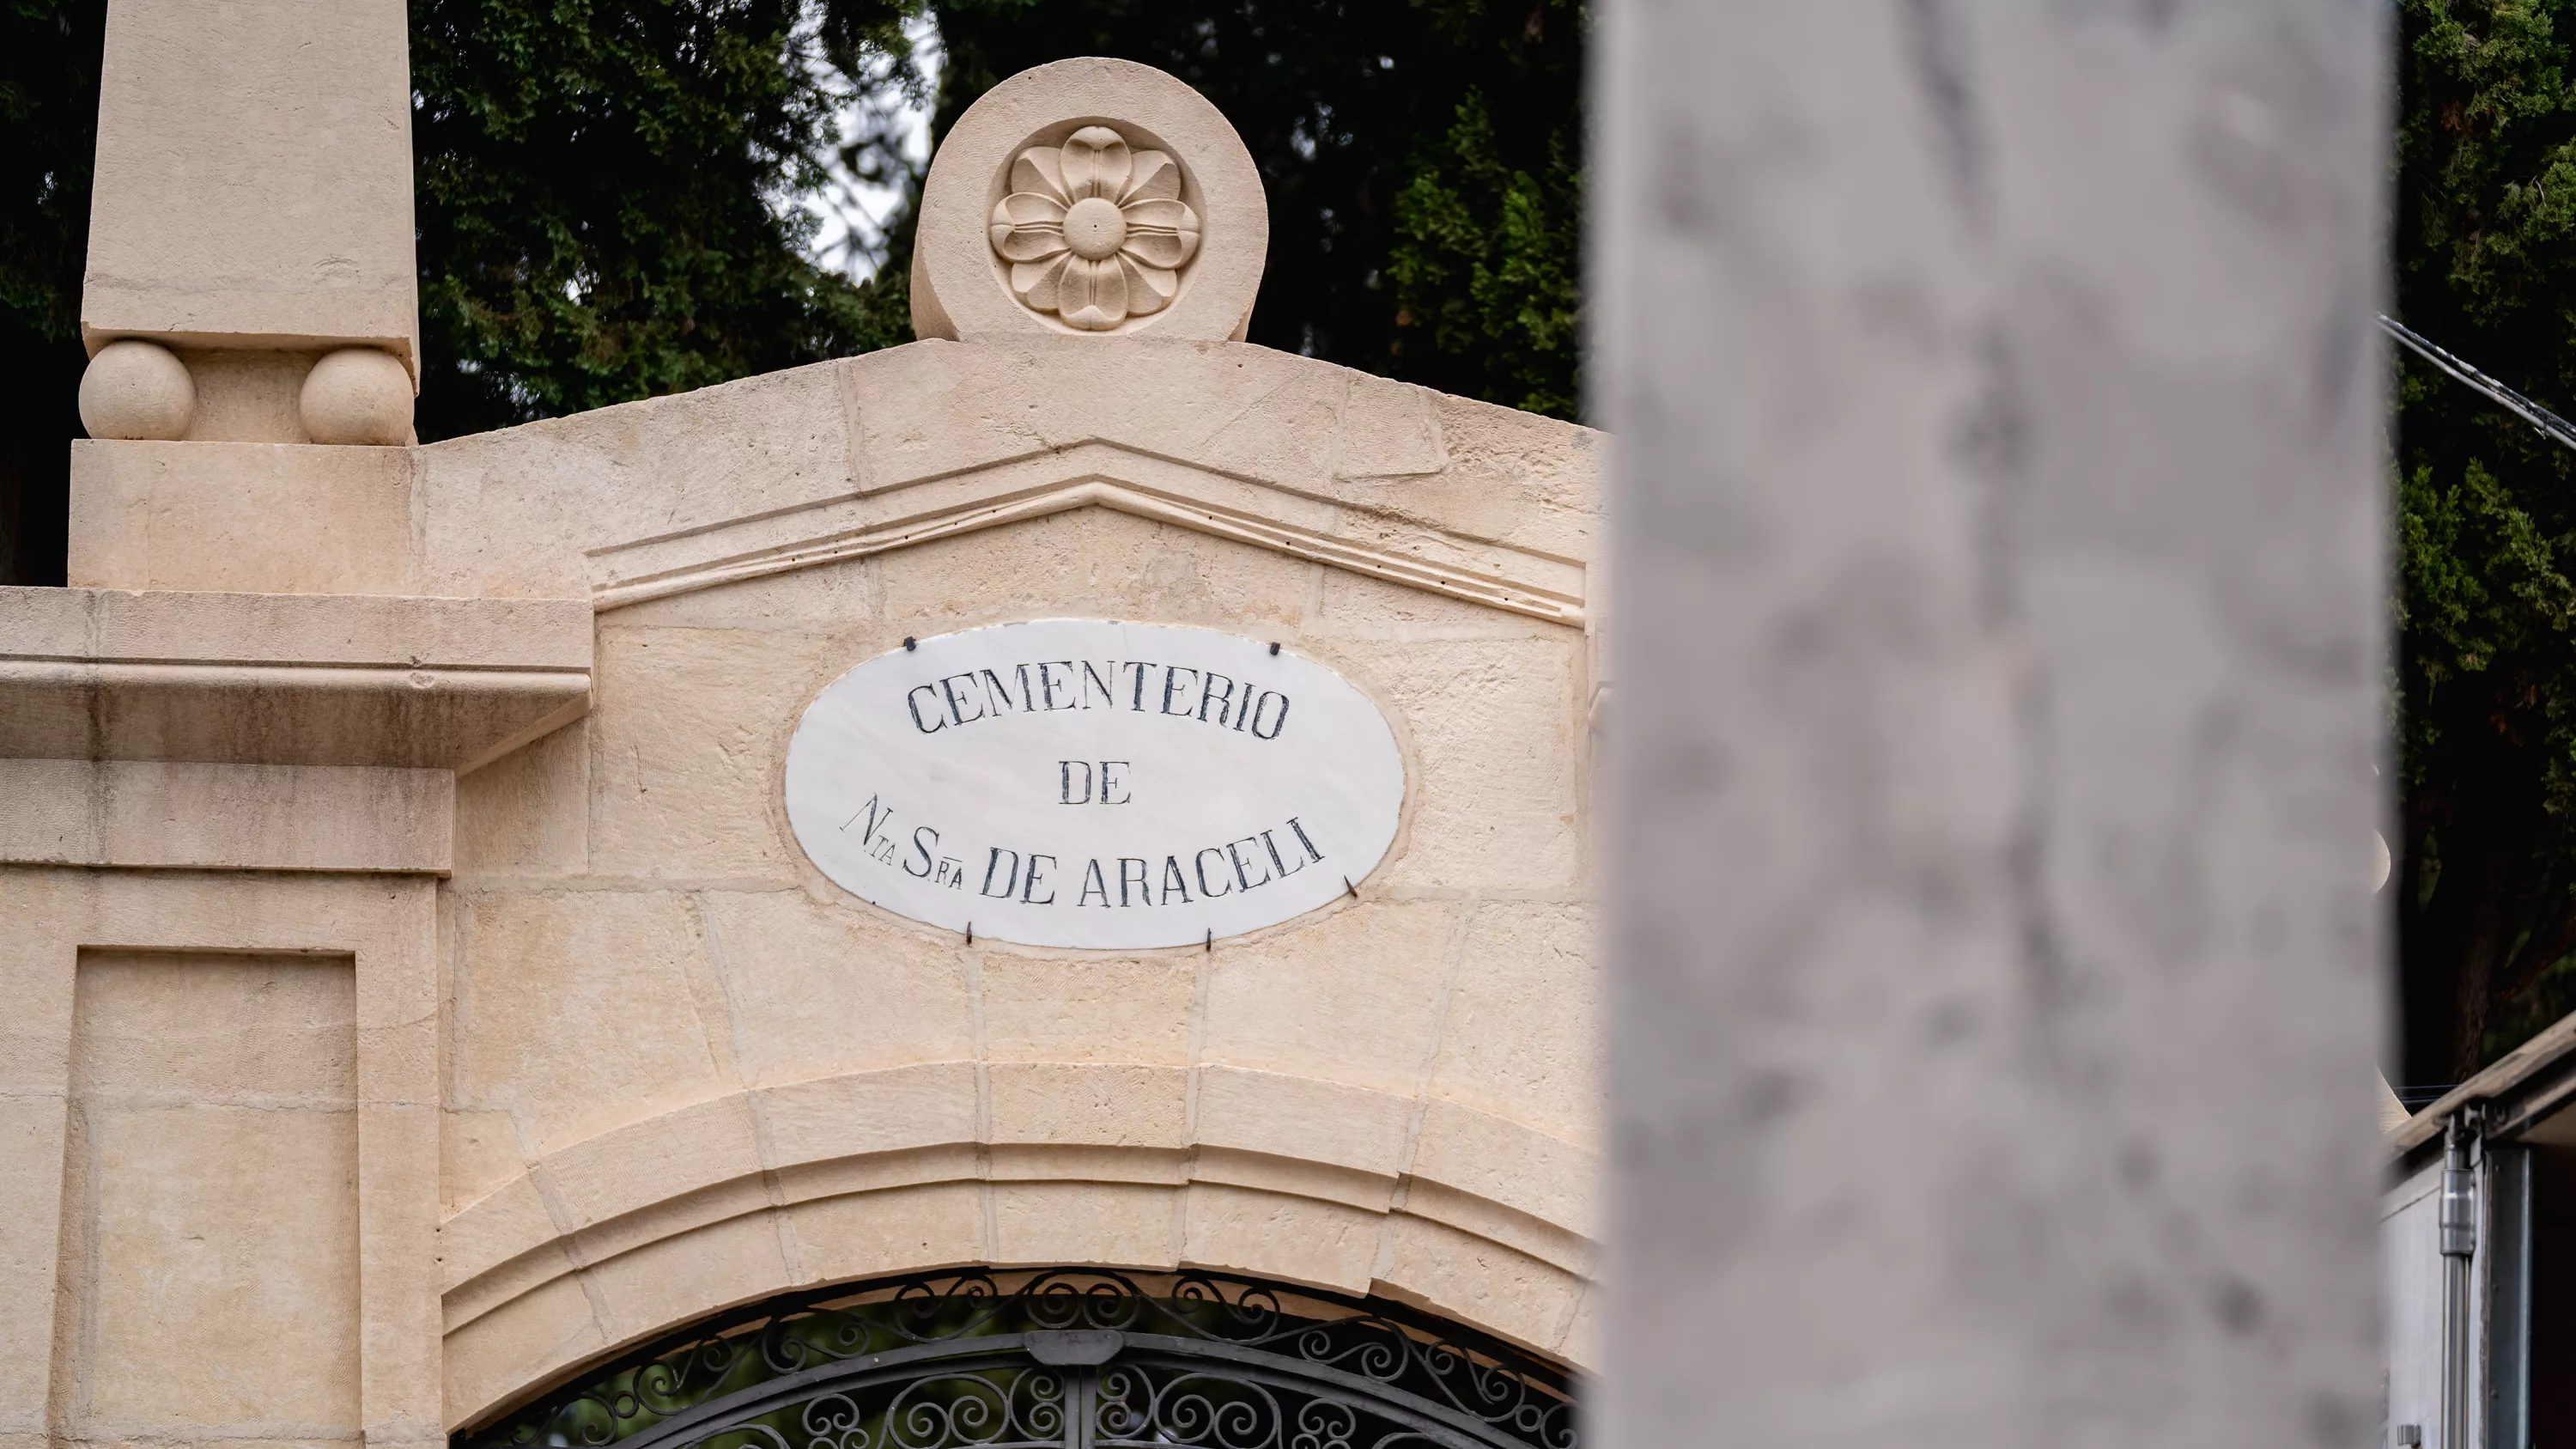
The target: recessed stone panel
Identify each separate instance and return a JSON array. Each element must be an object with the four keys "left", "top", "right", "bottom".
[{"left": 52, "top": 953, "right": 360, "bottom": 1439}]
